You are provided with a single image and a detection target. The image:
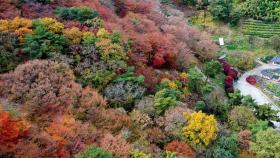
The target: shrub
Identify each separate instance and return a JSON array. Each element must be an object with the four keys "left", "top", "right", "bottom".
[
  {"left": 250, "top": 128, "right": 280, "bottom": 158},
  {"left": 84, "top": 17, "right": 104, "bottom": 29},
  {"left": 0, "top": 17, "right": 33, "bottom": 42},
  {"left": 78, "top": 68, "right": 116, "bottom": 90},
  {"left": 228, "top": 90, "right": 243, "bottom": 106},
  {"left": 224, "top": 76, "right": 234, "bottom": 91},
  {"left": 98, "top": 134, "right": 131, "bottom": 158},
  {"left": 203, "top": 86, "right": 229, "bottom": 120},
  {"left": 104, "top": 68, "right": 146, "bottom": 110},
  {"left": 179, "top": 0, "right": 197, "bottom": 5},
  {"left": 187, "top": 67, "right": 204, "bottom": 93},
  {"left": 154, "top": 88, "right": 177, "bottom": 115},
  {"left": 8, "top": 17, "right": 32, "bottom": 32},
  {"left": 209, "top": 0, "right": 239, "bottom": 24},
  {"left": 75, "top": 146, "right": 116, "bottom": 158},
  {"left": 165, "top": 151, "right": 178, "bottom": 158},
  {"left": 195, "top": 101, "right": 206, "bottom": 111},
  {"left": 213, "top": 135, "right": 238, "bottom": 158},
  {"left": 226, "top": 51, "right": 256, "bottom": 71},
  {"left": 74, "top": 87, "right": 107, "bottom": 120},
  {"left": 131, "top": 149, "right": 152, "bottom": 158},
  {"left": 114, "top": 67, "right": 145, "bottom": 84},
  {"left": 82, "top": 31, "right": 97, "bottom": 45},
  {"left": 163, "top": 106, "right": 192, "bottom": 138},
  {"left": 0, "top": 60, "right": 79, "bottom": 122},
  {"left": 229, "top": 9, "right": 241, "bottom": 25},
  {"left": 54, "top": 45, "right": 127, "bottom": 90},
  {"left": 90, "top": 108, "right": 131, "bottom": 133},
  {"left": 33, "top": 0, "right": 53, "bottom": 4},
  {"left": 237, "top": 130, "right": 252, "bottom": 150},
  {"left": 243, "top": 0, "right": 280, "bottom": 22},
  {"left": 228, "top": 106, "right": 257, "bottom": 131},
  {"left": 0, "top": 20, "right": 9, "bottom": 32},
  {"left": 63, "top": 27, "right": 83, "bottom": 45},
  {"left": 38, "top": 17, "right": 64, "bottom": 34},
  {"left": 54, "top": 7, "right": 99, "bottom": 23},
  {"left": 0, "top": 32, "right": 21, "bottom": 73},
  {"left": 269, "top": 35, "right": 280, "bottom": 51},
  {"left": 130, "top": 110, "right": 152, "bottom": 130},
  {"left": 164, "top": 140, "right": 195, "bottom": 158},
  {"left": 208, "top": 0, "right": 241, "bottom": 25},
  {"left": 241, "top": 95, "right": 257, "bottom": 108},
  {"left": 145, "top": 127, "right": 166, "bottom": 144},
  {"left": 204, "top": 60, "right": 222, "bottom": 78},
  {"left": 182, "top": 111, "right": 218, "bottom": 148},
  {"left": 95, "top": 38, "right": 127, "bottom": 62},
  {"left": 249, "top": 120, "right": 269, "bottom": 138},
  {"left": 0, "top": 0, "right": 20, "bottom": 19},
  {"left": 45, "top": 115, "right": 100, "bottom": 155},
  {"left": 0, "top": 110, "right": 29, "bottom": 153},
  {"left": 135, "top": 96, "right": 155, "bottom": 117},
  {"left": 23, "top": 25, "right": 68, "bottom": 59},
  {"left": 104, "top": 81, "right": 146, "bottom": 110},
  {"left": 212, "top": 148, "right": 234, "bottom": 158},
  {"left": 254, "top": 104, "right": 280, "bottom": 122}
]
